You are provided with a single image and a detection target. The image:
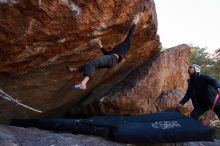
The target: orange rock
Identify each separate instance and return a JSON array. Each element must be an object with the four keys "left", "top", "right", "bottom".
[
  {"left": 0, "top": 0, "right": 159, "bottom": 73},
  {"left": 70, "top": 45, "right": 191, "bottom": 116},
  {"left": 0, "top": 0, "right": 160, "bottom": 122}
]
